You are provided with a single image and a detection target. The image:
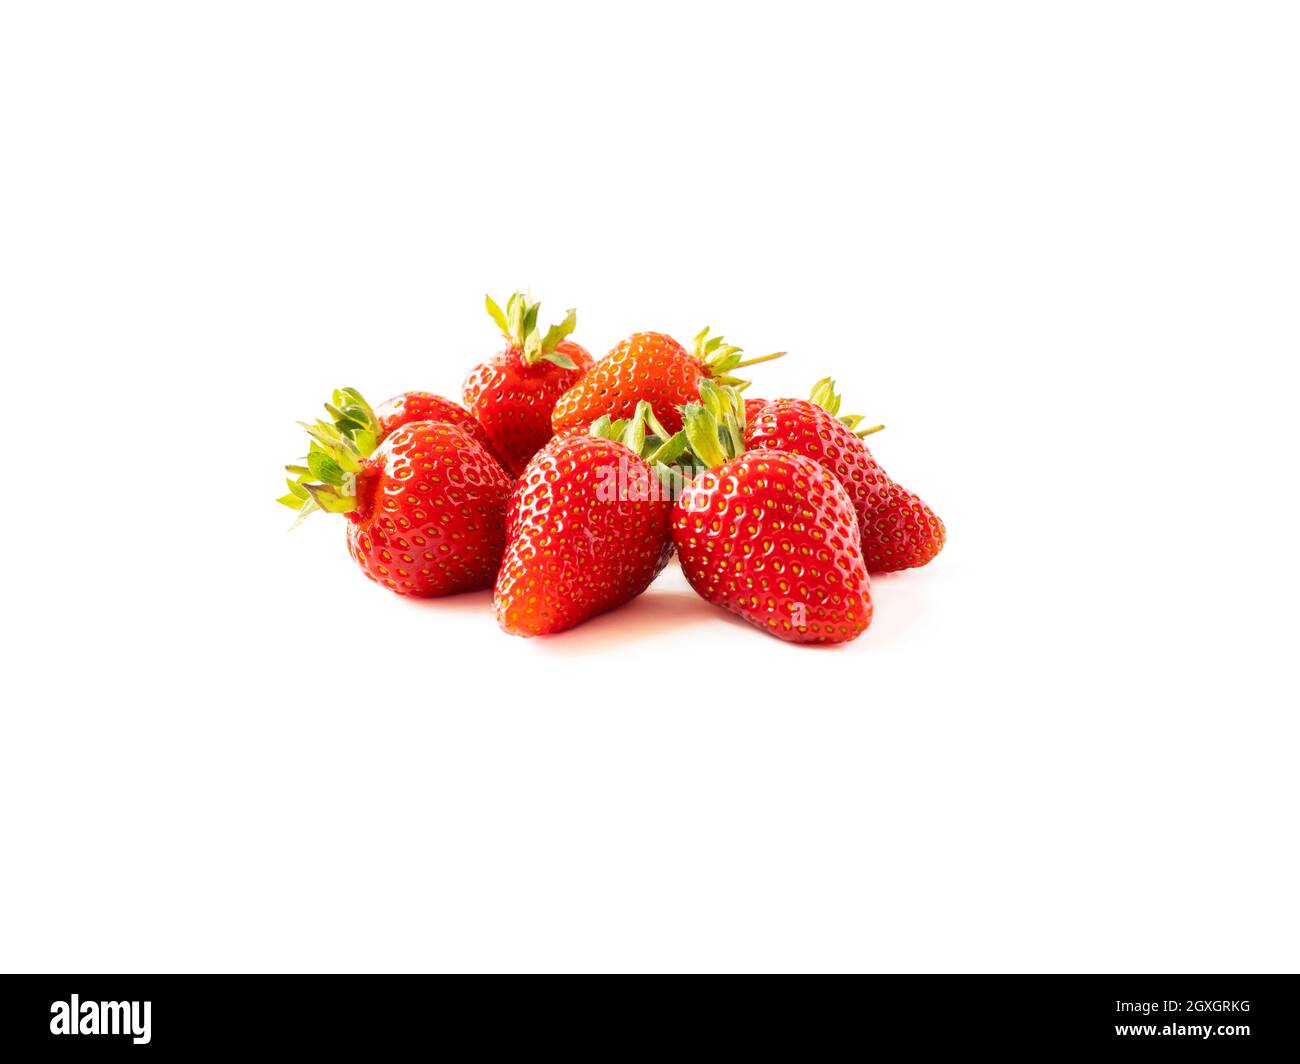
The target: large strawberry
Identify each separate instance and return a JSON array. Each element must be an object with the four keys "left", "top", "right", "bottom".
[
  {"left": 672, "top": 399, "right": 873, "bottom": 645},
  {"left": 462, "top": 292, "right": 593, "bottom": 477},
  {"left": 279, "top": 389, "right": 513, "bottom": 596},
  {"left": 550, "top": 327, "right": 783, "bottom": 437},
  {"left": 744, "top": 378, "right": 945, "bottom": 573},
  {"left": 495, "top": 403, "right": 678, "bottom": 636}
]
